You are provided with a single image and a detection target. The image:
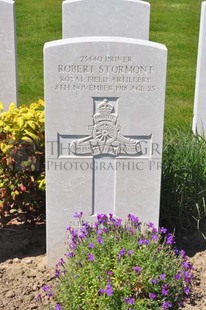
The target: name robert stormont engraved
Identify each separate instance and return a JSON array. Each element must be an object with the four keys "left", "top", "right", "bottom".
[{"left": 58, "top": 65, "right": 154, "bottom": 74}]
